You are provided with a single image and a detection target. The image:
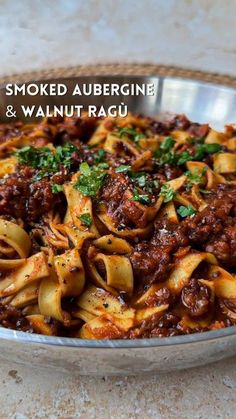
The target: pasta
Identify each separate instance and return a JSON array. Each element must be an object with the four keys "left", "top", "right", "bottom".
[{"left": 0, "top": 113, "right": 235, "bottom": 339}]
